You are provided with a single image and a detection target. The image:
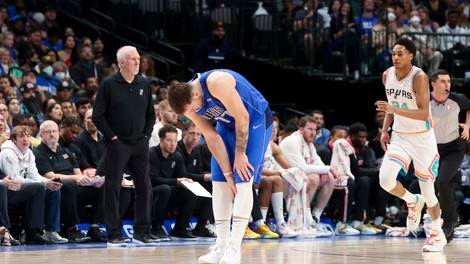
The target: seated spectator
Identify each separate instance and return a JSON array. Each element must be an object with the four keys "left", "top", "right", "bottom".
[
  {"left": 149, "top": 99, "right": 182, "bottom": 148},
  {"left": 0, "top": 125, "right": 66, "bottom": 243},
  {"left": 74, "top": 97, "right": 92, "bottom": 127},
  {"left": 18, "top": 82, "right": 43, "bottom": 121},
  {"left": 149, "top": 124, "right": 198, "bottom": 240},
  {"left": 43, "top": 102, "right": 63, "bottom": 125},
  {"left": 259, "top": 117, "right": 300, "bottom": 237},
  {"left": 279, "top": 115, "right": 340, "bottom": 237},
  {"left": 11, "top": 113, "right": 41, "bottom": 148},
  {"left": 175, "top": 120, "right": 215, "bottom": 238},
  {"left": 33, "top": 120, "right": 103, "bottom": 243},
  {"left": 59, "top": 99, "right": 77, "bottom": 119},
  {"left": 69, "top": 46, "right": 105, "bottom": 89}
]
